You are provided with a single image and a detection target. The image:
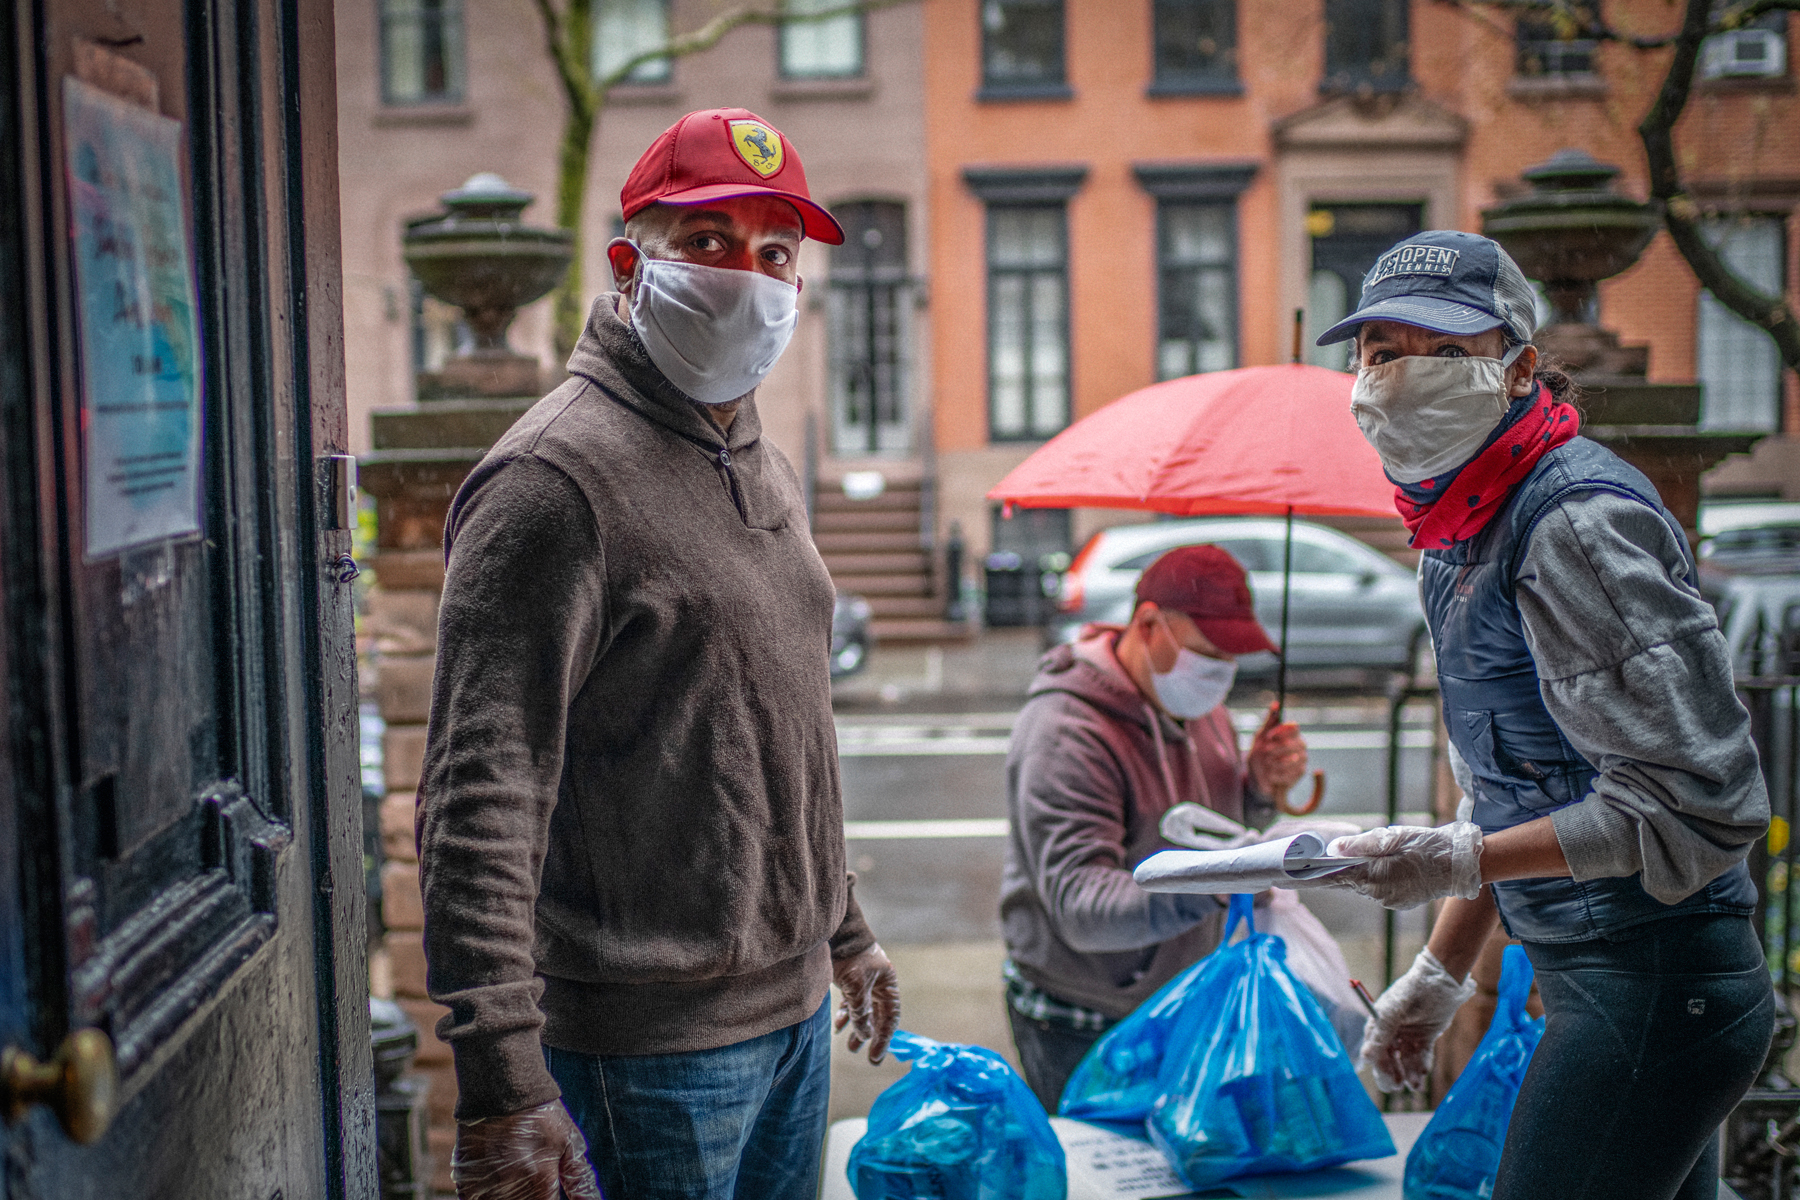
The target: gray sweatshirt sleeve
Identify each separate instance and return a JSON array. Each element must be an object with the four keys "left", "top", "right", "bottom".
[
  {"left": 1513, "top": 490, "right": 1768, "bottom": 903},
  {"left": 1009, "top": 701, "right": 1217, "bottom": 954}
]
